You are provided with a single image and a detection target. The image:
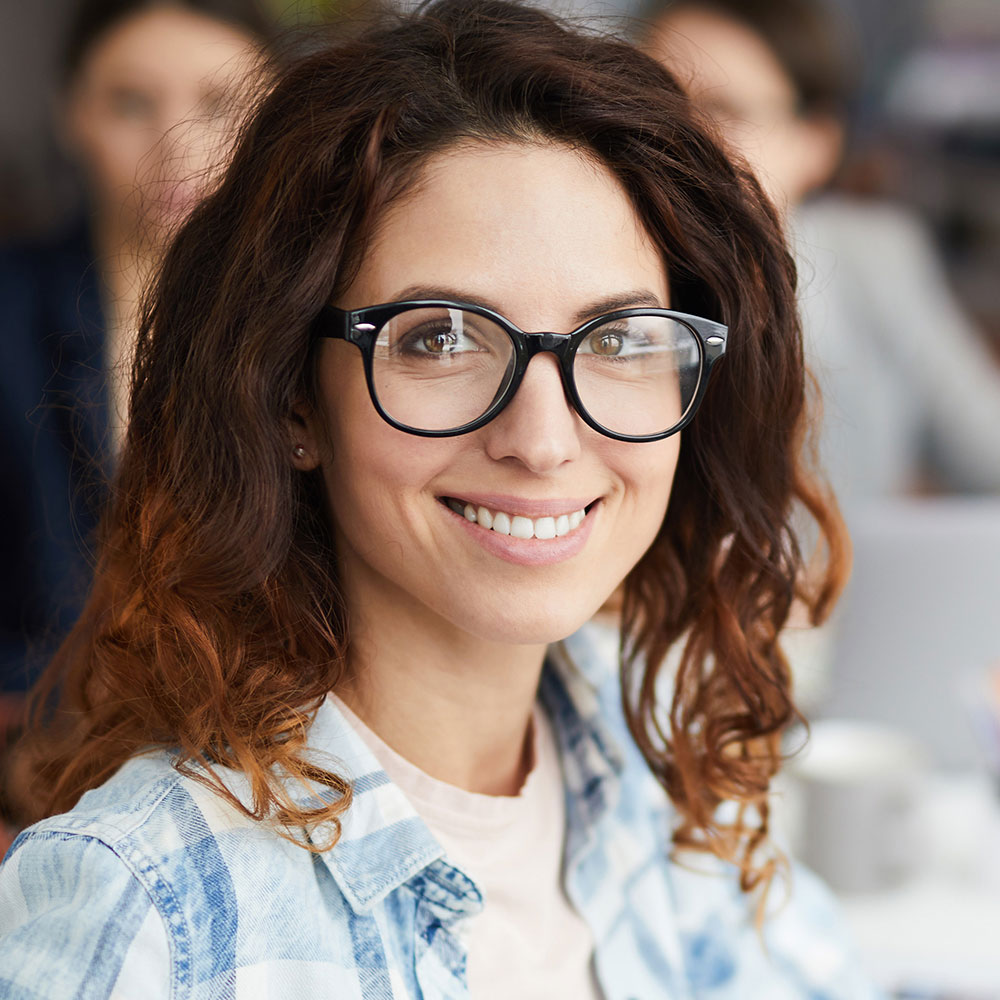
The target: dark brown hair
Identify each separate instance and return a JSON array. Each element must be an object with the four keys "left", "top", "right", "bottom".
[{"left": 19, "top": 0, "right": 846, "bottom": 898}]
